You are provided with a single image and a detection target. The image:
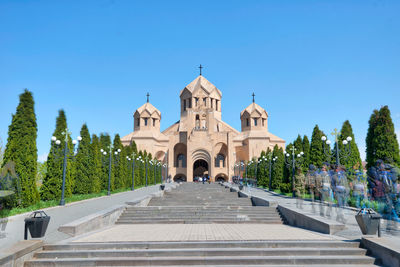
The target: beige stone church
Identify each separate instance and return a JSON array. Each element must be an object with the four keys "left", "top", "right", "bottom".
[{"left": 121, "top": 75, "right": 285, "bottom": 182}]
